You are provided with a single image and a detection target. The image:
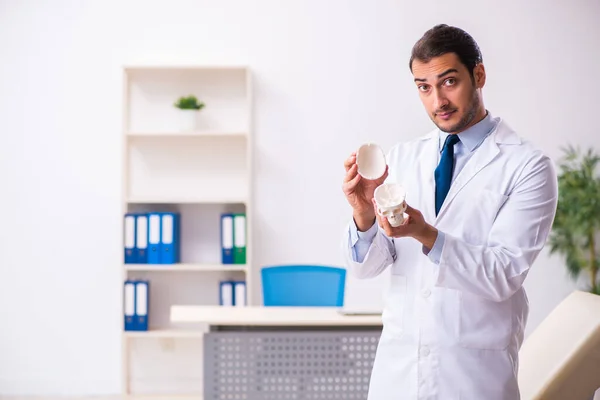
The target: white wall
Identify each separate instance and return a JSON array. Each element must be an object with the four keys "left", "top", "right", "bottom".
[{"left": 0, "top": 0, "right": 599, "bottom": 396}]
